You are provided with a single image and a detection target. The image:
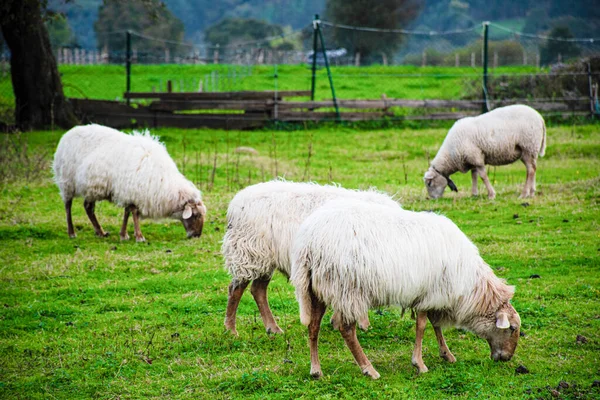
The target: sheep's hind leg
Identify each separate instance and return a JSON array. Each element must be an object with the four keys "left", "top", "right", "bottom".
[
  {"left": 65, "top": 198, "right": 76, "bottom": 238},
  {"left": 308, "top": 291, "right": 327, "bottom": 379},
  {"left": 431, "top": 323, "right": 456, "bottom": 363},
  {"left": 471, "top": 169, "right": 479, "bottom": 196},
  {"left": 84, "top": 199, "right": 108, "bottom": 237},
  {"left": 411, "top": 311, "right": 429, "bottom": 373},
  {"left": 120, "top": 206, "right": 132, "bottom": 241},
  {"left": 224, "top": 279, "right": 250, "bottom": 336},
  {"left": 250, "top": 277, "right": 283, "bottom": 334},
  {"left": 476, "top": 166, "right": 496, "bottom": 200},
  {"left": 130, "top": 206, "right": 145, "bottom": 242},
  {"left": 520, "top": 155, "right": 537, "bottom": 198},
  {"left": 340, "top": 321, "right": 380, "bottom": 379}
]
